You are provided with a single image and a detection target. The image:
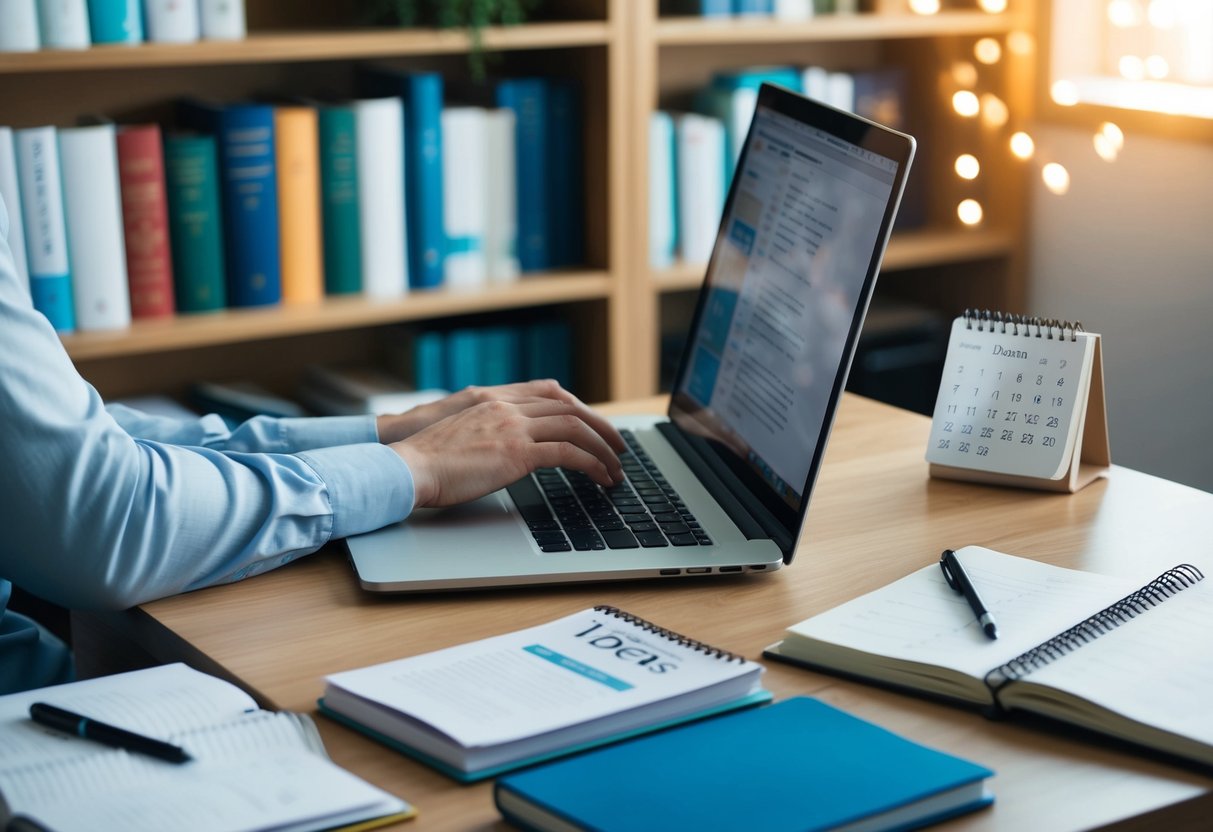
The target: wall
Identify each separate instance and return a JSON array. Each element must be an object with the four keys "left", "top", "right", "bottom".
[{"left": 1028, "top": 124, "right": 1213, "bottom": 492}]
